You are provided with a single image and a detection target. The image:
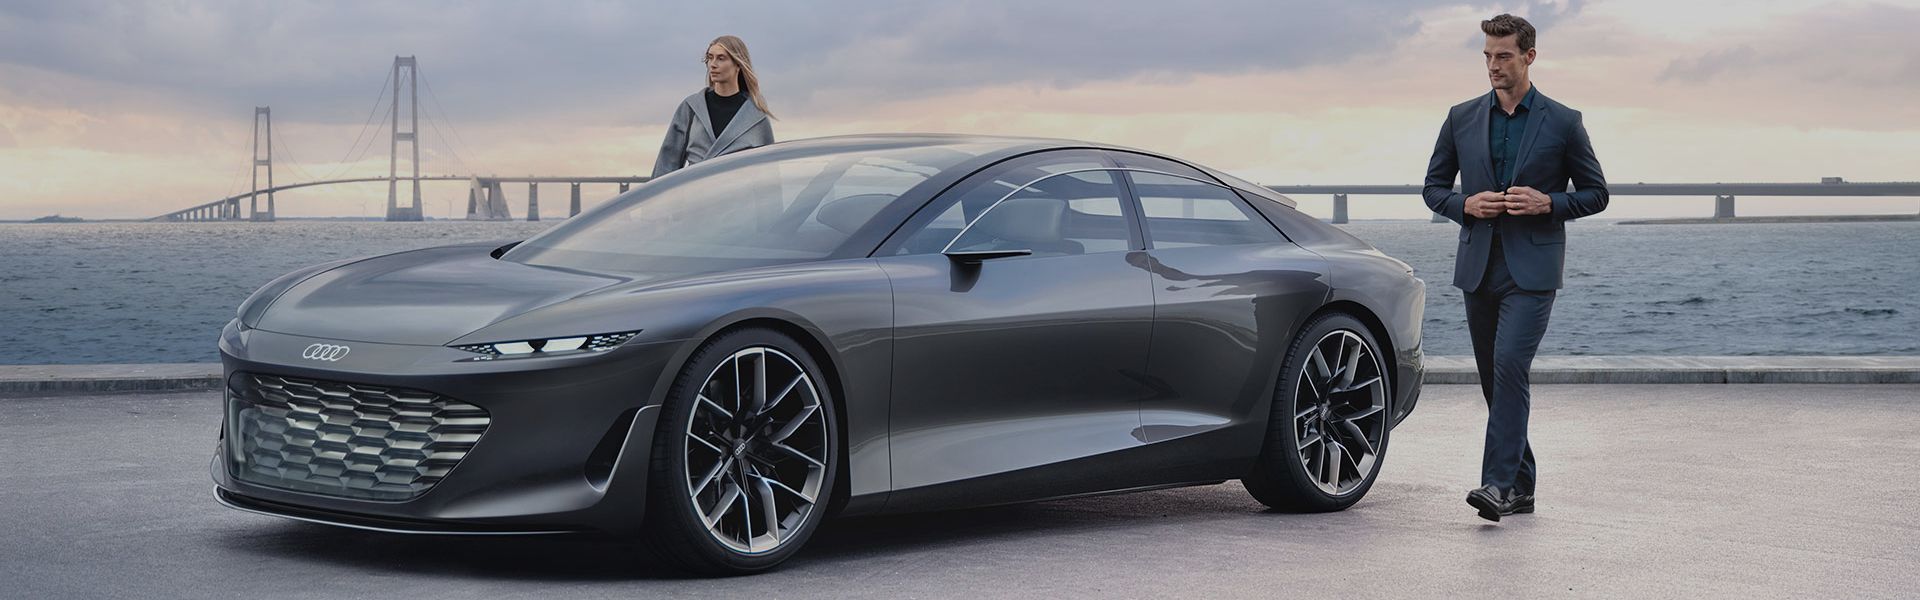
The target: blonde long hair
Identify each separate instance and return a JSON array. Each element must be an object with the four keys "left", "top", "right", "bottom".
[{"left": 708, "top": 35, "right": 774, "bottom": 119}]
